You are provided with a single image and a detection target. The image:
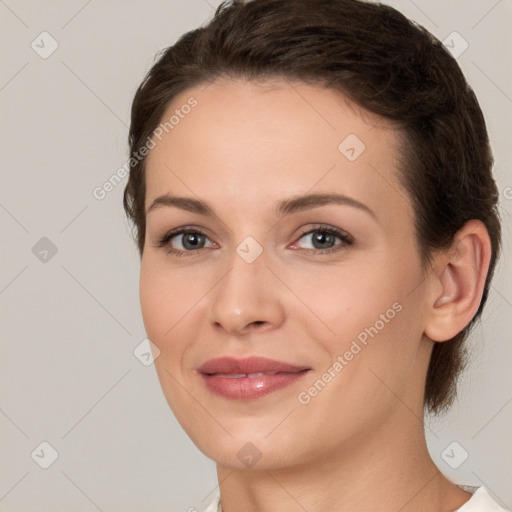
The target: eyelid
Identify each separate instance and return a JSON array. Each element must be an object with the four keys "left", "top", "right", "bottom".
[
  {"left": 154, "top": 226, "right": 218, "bottom": 255},
  {"left": 295, "top": 224, "right": 354, "bottom": 243},
  {"left": 289, "top": 224, "right": 354, "bottom": 252}
]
